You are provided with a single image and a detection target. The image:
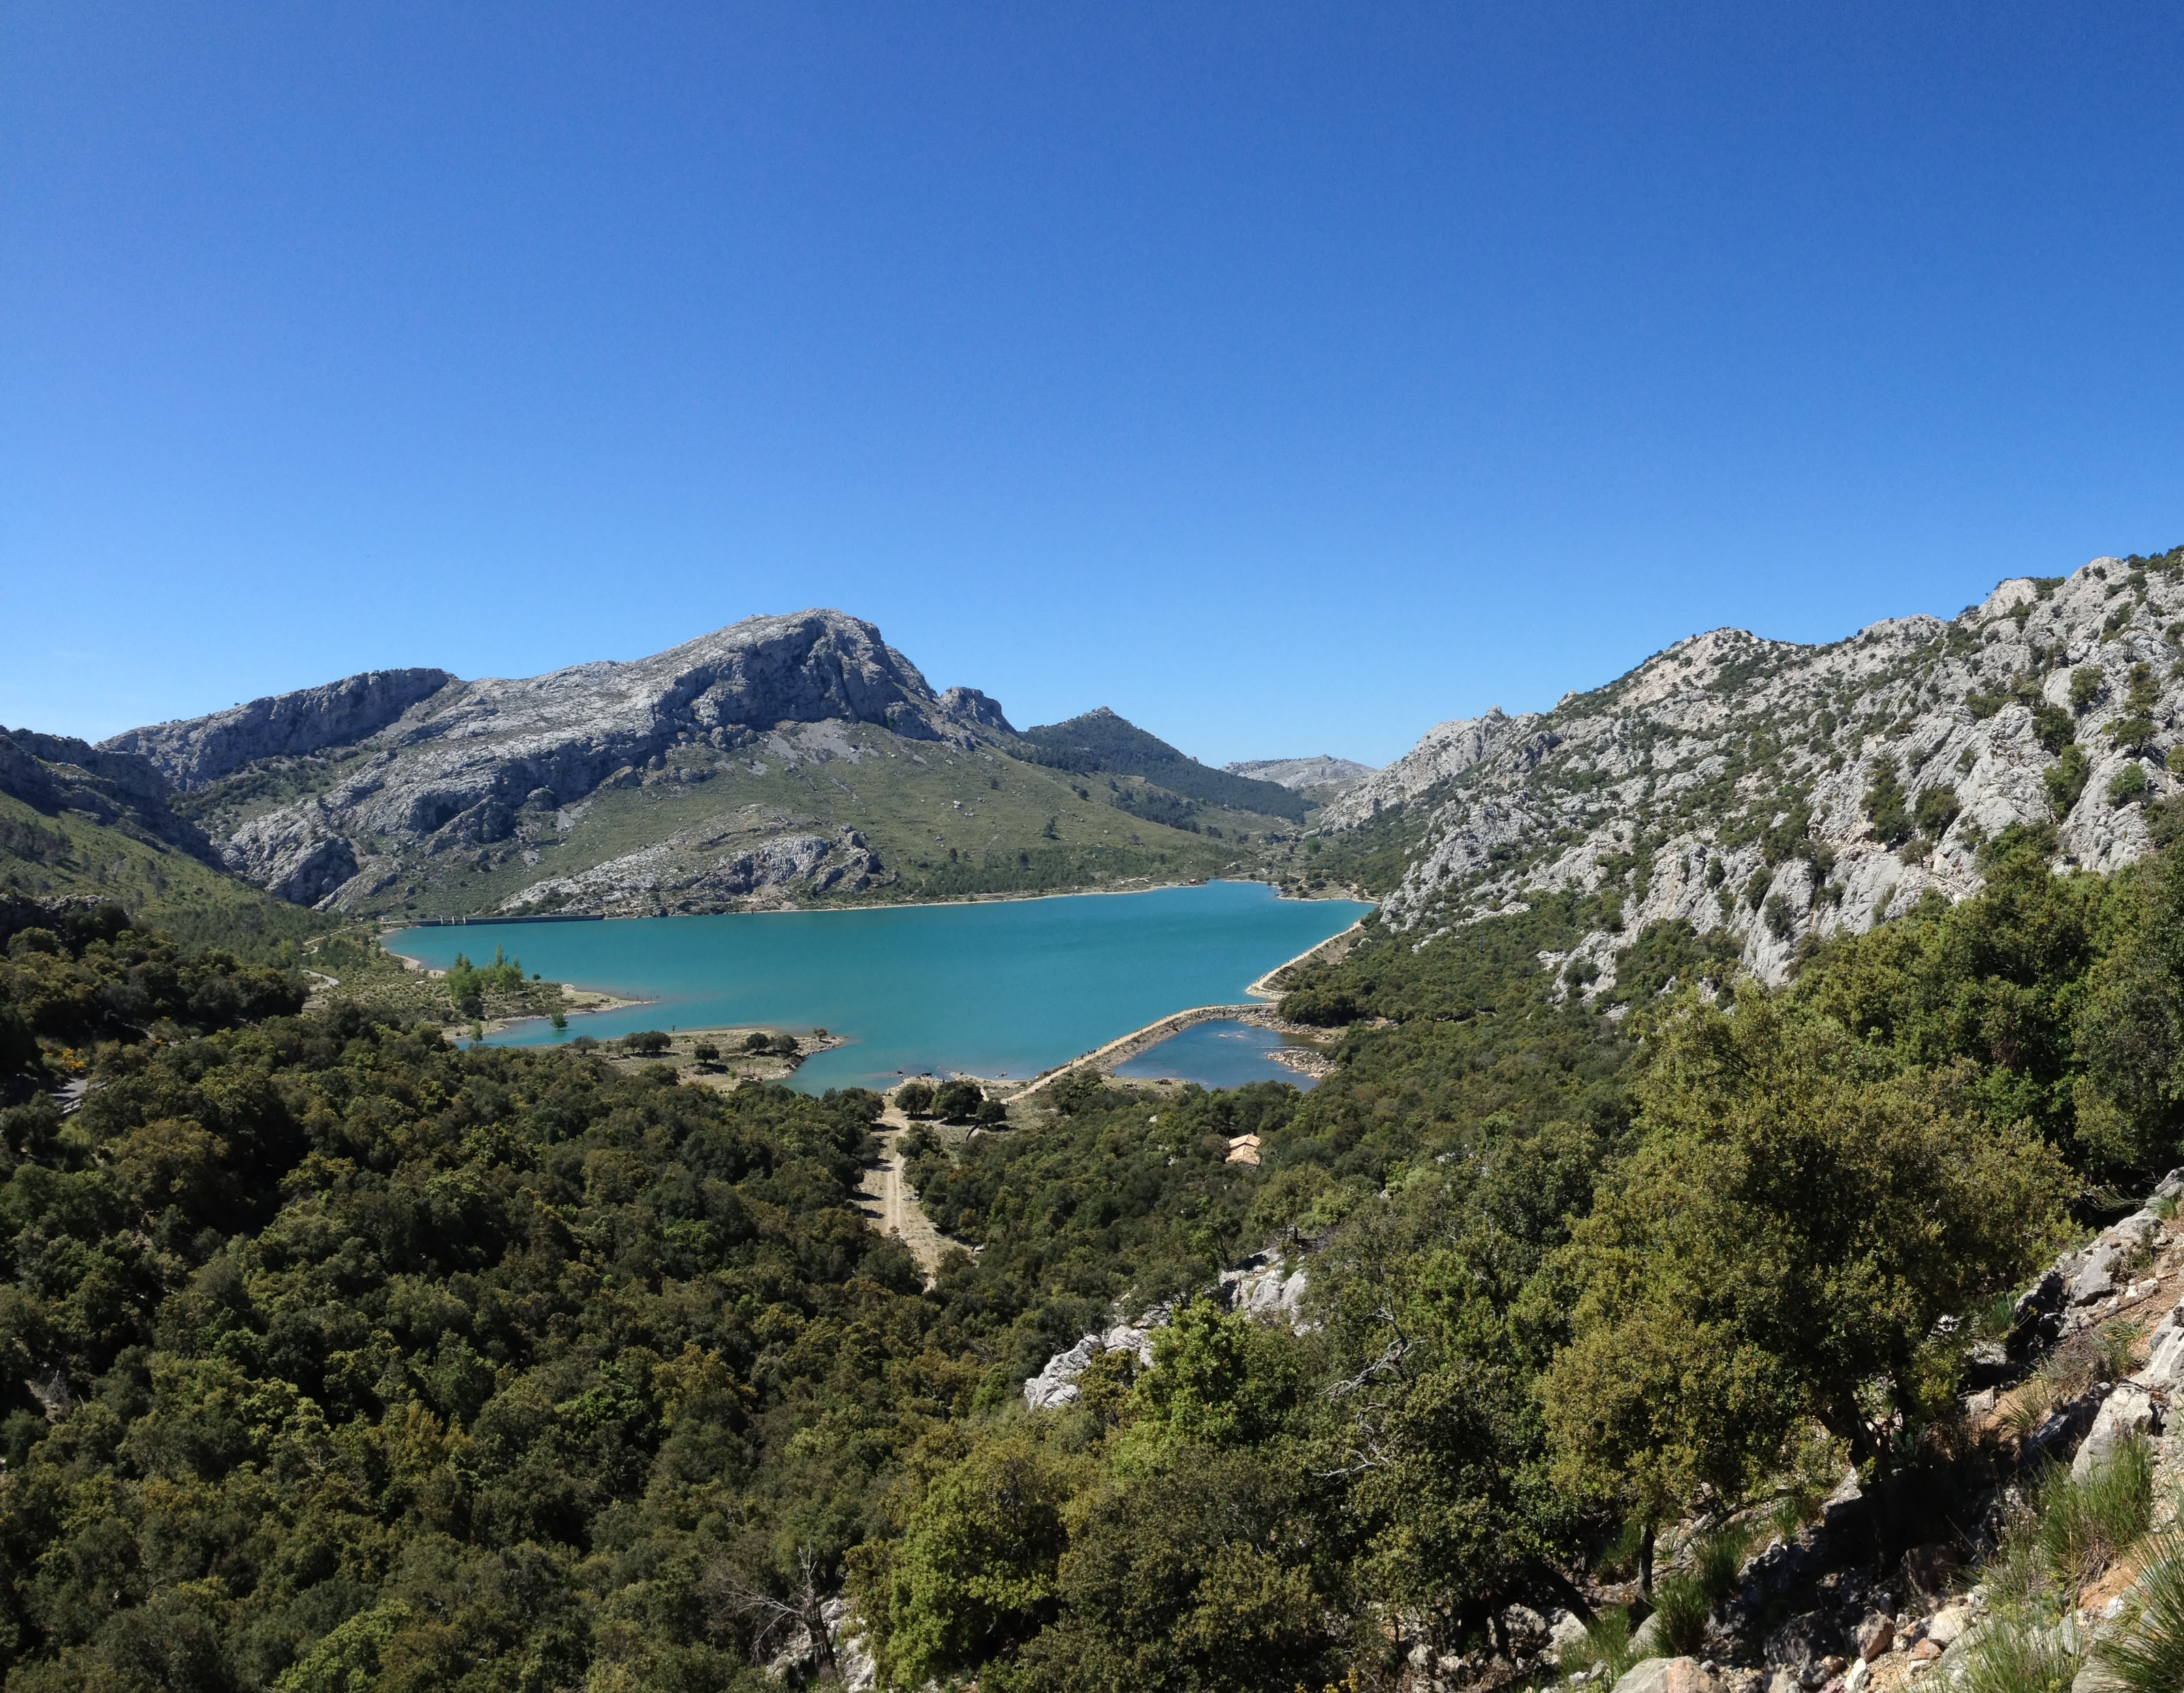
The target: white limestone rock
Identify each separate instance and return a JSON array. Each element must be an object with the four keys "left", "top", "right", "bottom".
[{"left": 1327, "top": 556, "right": 2184, "bottom": 987}]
